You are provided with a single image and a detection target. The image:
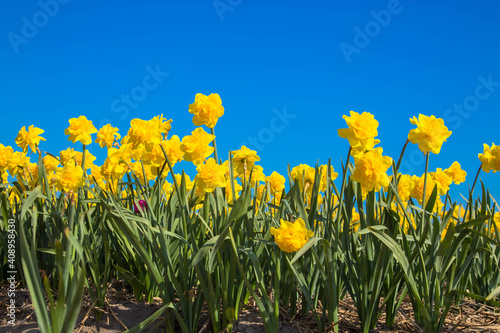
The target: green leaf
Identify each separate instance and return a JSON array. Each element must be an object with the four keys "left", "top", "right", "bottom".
[{"left": 290, "top": 237, "right": 323, "bottom": 264}]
